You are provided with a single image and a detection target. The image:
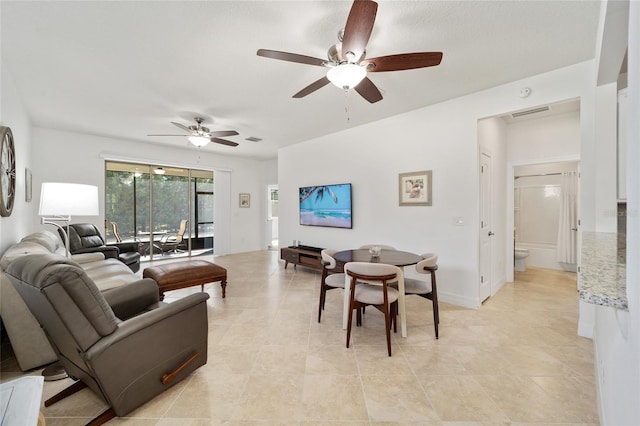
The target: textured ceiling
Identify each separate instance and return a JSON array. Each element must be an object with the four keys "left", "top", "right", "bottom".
[{"left": 1, "top": 1, "right": 601, "bottom": 160}]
